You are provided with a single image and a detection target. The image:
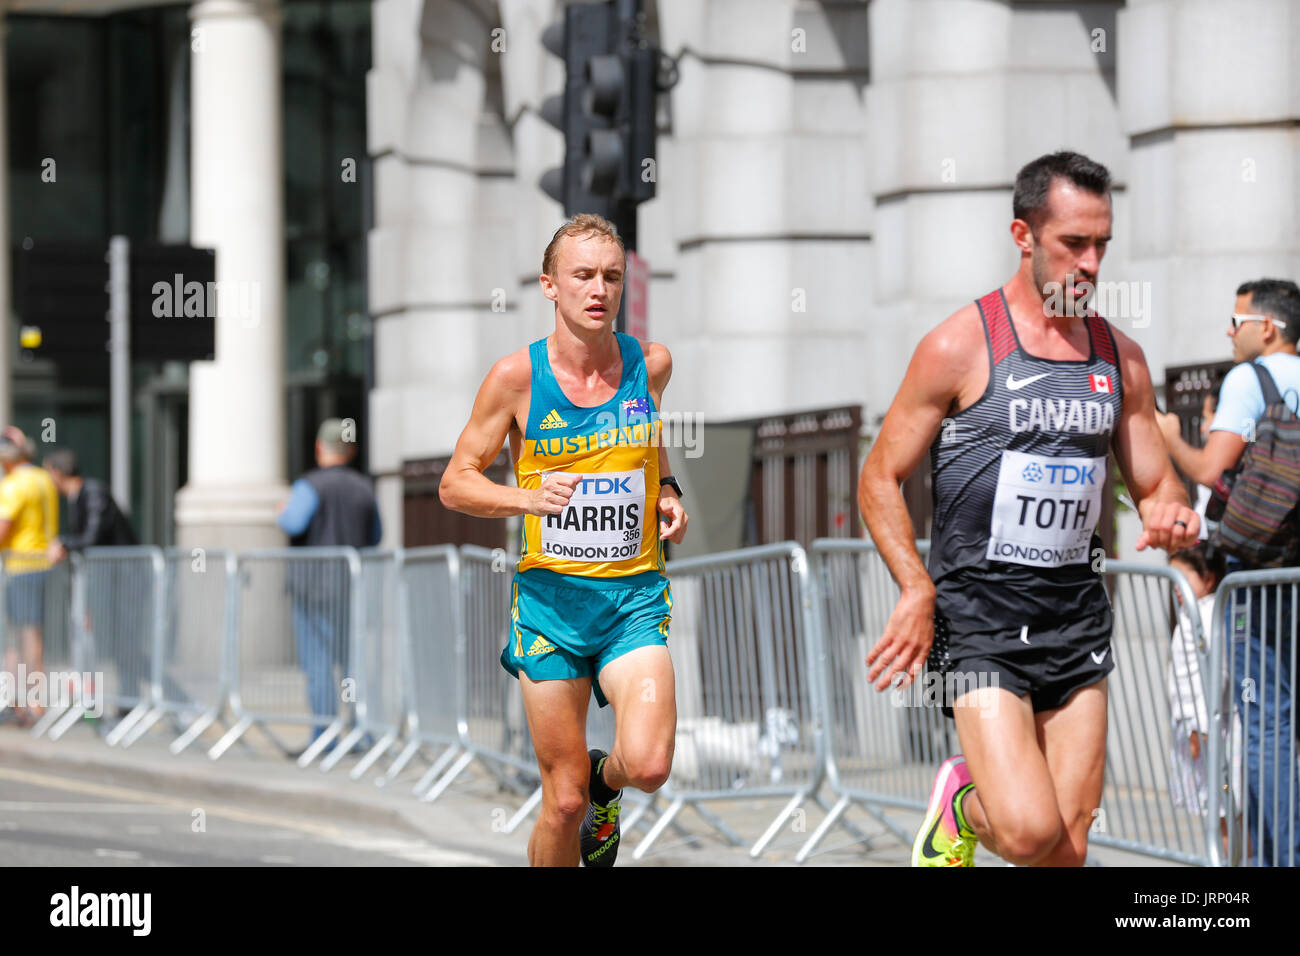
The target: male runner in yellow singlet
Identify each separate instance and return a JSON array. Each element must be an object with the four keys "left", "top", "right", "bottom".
[{"left": 441, "top": 214, "right": 687, "bottom": 867}]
